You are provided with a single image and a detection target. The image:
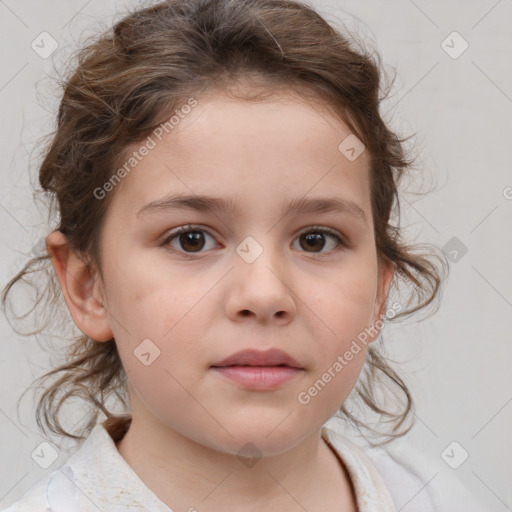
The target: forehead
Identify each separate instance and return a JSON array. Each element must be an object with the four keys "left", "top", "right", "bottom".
[{"left": 108, "top": 90, "right": 372, "bottom": 222}]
